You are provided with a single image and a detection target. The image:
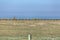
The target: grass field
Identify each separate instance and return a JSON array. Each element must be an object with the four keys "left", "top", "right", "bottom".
[
  {"left": 0, "top": 19, "right": 60, "bottom": 40},
  {"left": 0, "top": 36, "right": 60, "bottom": 40}
]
